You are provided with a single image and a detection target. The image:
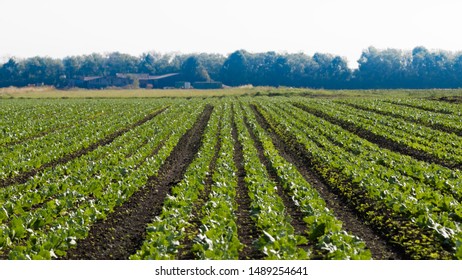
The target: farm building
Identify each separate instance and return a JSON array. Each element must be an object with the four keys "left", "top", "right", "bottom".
[
  {"left": 137, "top": 73, "right": 181, "bottom": 89},
  {"left": 68, "top": 73, "right": 180, "bottom": 89}
]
